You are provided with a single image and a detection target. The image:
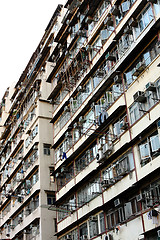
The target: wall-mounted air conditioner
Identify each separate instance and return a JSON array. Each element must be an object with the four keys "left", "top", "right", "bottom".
[
  {"left": 79, "top": 116, "right": 86, "bottom": 123},
  {"left": 65, "top": 234, "right": 72, "bottom": 240},
  {"left": 136, "top": 61, "right": 145, "bottom": 72},
  {"left": 105, "top": 52, "right": 116, "bottom": 61},
  {"left": 124, "top": 25, "right": 132, "bottom": 34},
  {"left": 104, "top": 16, "right": 113, "bottom": 26},
  {"left": 128, "top": 17, "right": 138, "bottom": 27},
  {"left": 16, "top": 173, "right": 23, "bottom": 182},
  {"left": 64, "top": 106, "right": 70, "bottom": 112},
  {"left": 120, "top": 117, "right": 128, "bottom": 130},
  {"left": 157, "top": 230, "right": 160, "bottom": 237},
  {"left": 131, "top": 67, "right": 139, "bottom": 77},
  {"left": 145, "top": 82, "right": 156, "bottom": 91},
  {"left": 114, "top": 198, "right": 120, "bottom": 207},
  {"left": 78, "top": 85, "right": 85, "bottom": 92},
  {"left": 89, "top": 216, "right": 97, "bottom": 222},
  {"left": 67, "top": 0, "right": 81, "bottom": 11},
  {"left": 157, "top": 119, "right": 160, "bottom": 128},
  {"left": 110, "top": 5, "right": 120, "bottom": 15},
  {"left": 101, "top": 179, "right": 115, "bottom": 188},
  {"left": 136, "top": 193, "right": 144, "bottom": 202},
  {"left": 61, "top": 166, "right": 67, "bottom": 173},
  {"left": 24, "top": 229, "right": 31, "bottom": 234},
  {"left": 114, "top": 75, "right": 121, "bottom": 84},
  {"left": 65, "top": 132, "right": 72, "bottom": 138},
  {"left": 18, "top": 214, "right": 23, "bottom": 223},
  {"left": 85, "top": 16, "right": 93, "bottom": 24},
  {"left": 26, "top": 180, "right": 31, "bottom": 189},
  {"left": 103, "top": 145, "right": 113, "bottom": 156},
  {"left": 117, "top": 166, "right": 128, "bottom": 176},
  {"left": 32, "top": 227, "right": 37, "bottom": 237},
  {"left": 81, "top": 235, "right": 88, "bottom": 240},
  {"left": 133, "top": 91, "right": 146, "bottom": 102}
]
